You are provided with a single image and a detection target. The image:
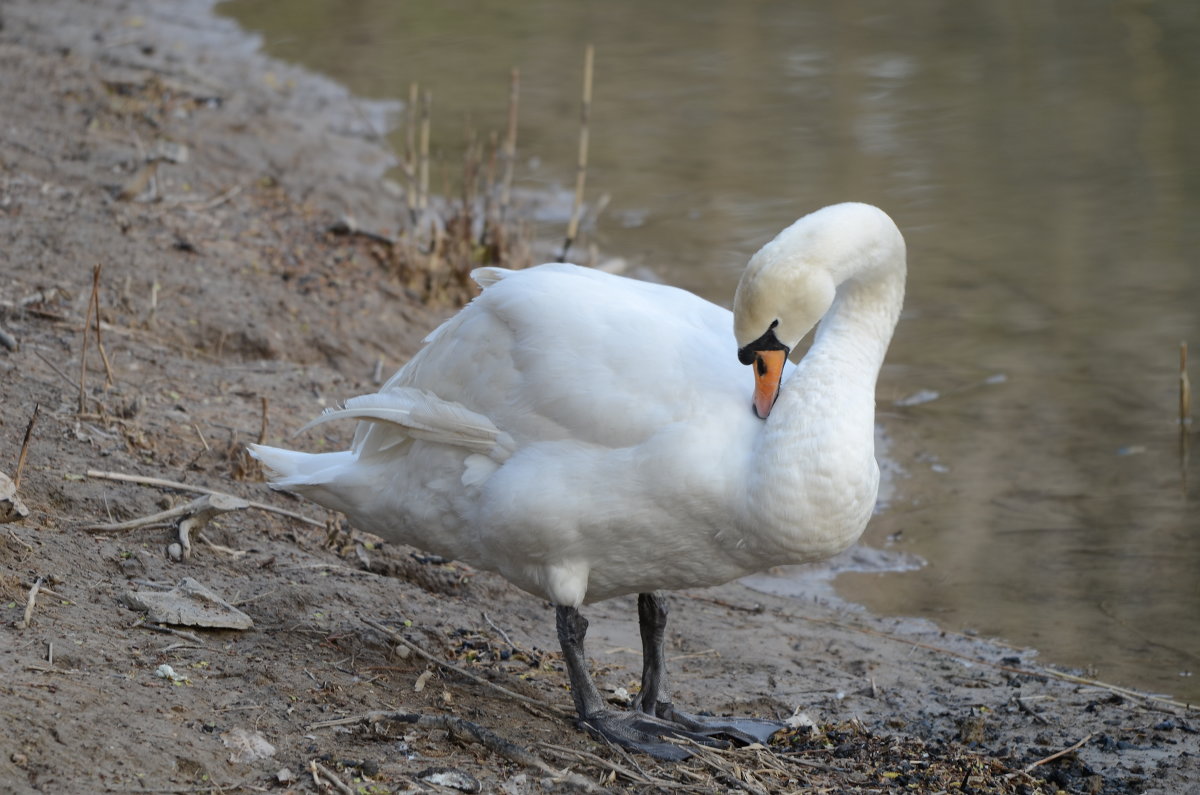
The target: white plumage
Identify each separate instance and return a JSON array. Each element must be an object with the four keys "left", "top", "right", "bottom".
[{"left": 250, "top": 202, "right": 906, "bottom": 757}]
